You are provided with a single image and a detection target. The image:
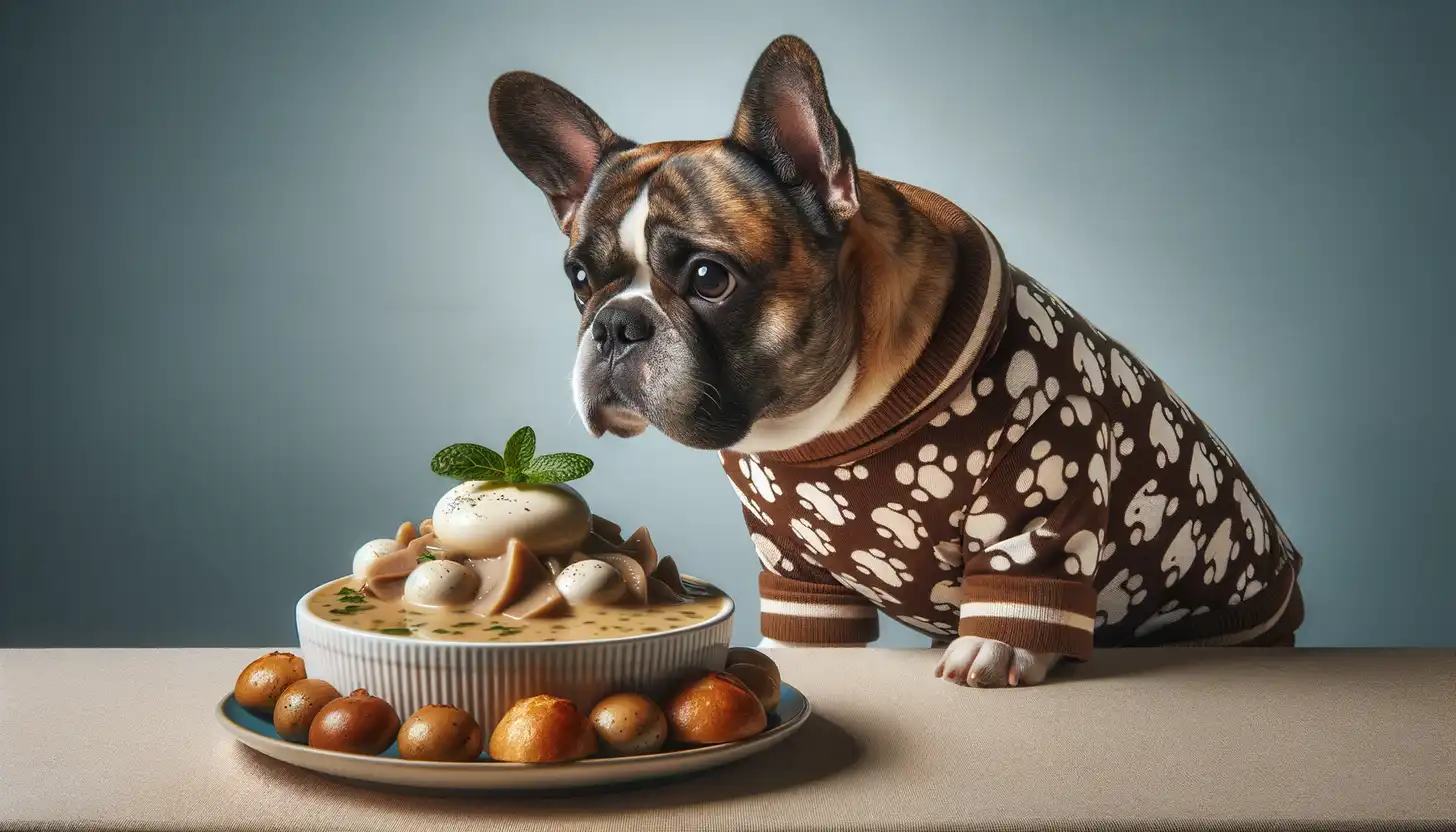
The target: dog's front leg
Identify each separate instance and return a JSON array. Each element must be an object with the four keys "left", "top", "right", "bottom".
[{"left": 935, "top": 636, "right": 1061, "bottom": 687}]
